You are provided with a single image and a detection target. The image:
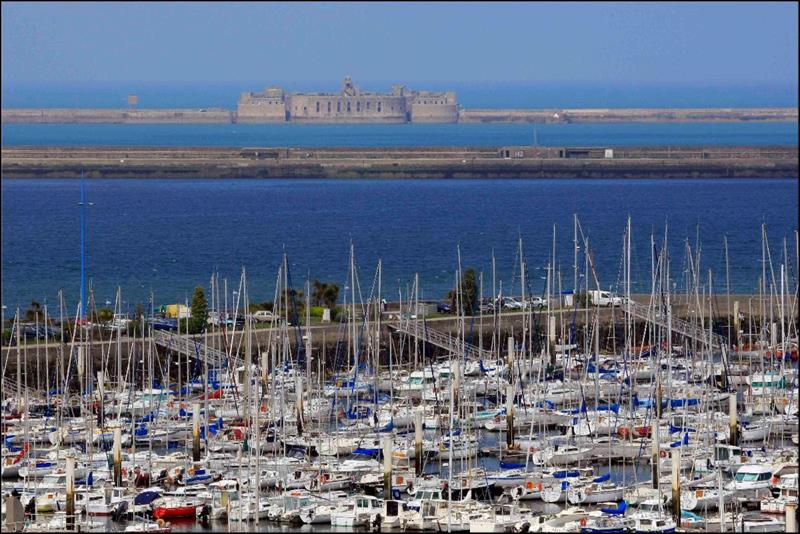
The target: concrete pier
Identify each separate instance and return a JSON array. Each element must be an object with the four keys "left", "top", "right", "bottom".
[{"left": 2, "top": 145, "right": 795, "bottom": 179}]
